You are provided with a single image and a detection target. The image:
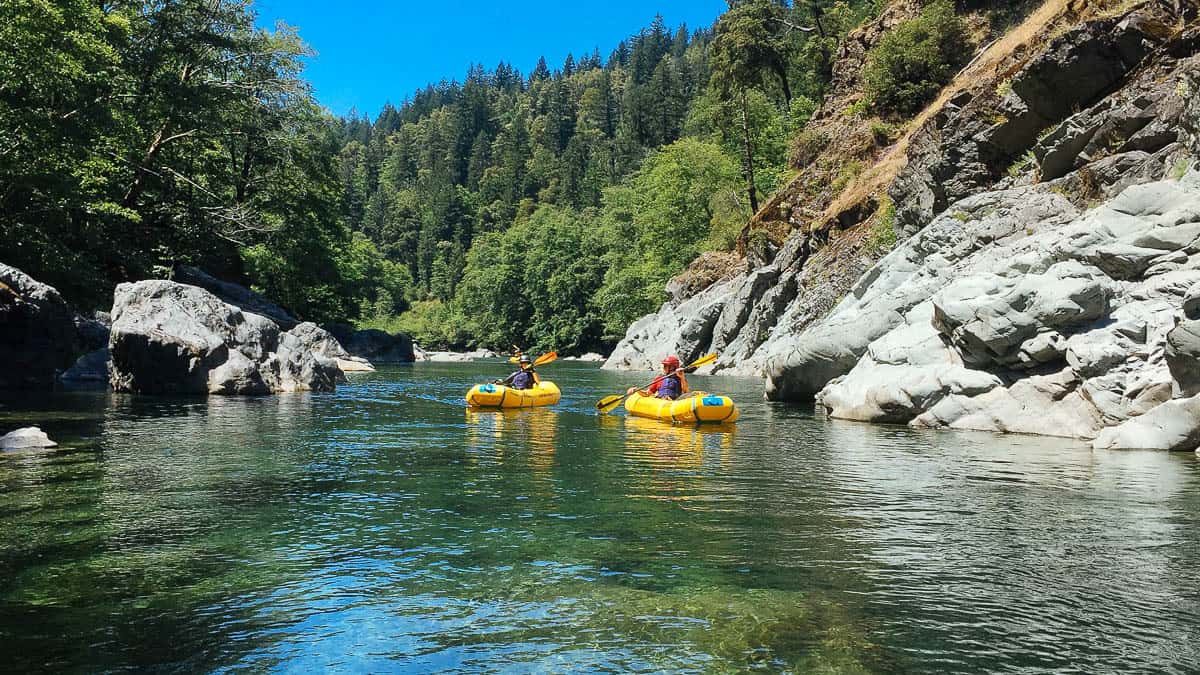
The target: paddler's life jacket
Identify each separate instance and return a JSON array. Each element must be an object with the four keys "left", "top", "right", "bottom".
[
  {"left": 510, "top": 369, "right": 535, "bottom": 390},
  {"left": 656, "top": 372, "right": 682, "bottom": 399}
]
